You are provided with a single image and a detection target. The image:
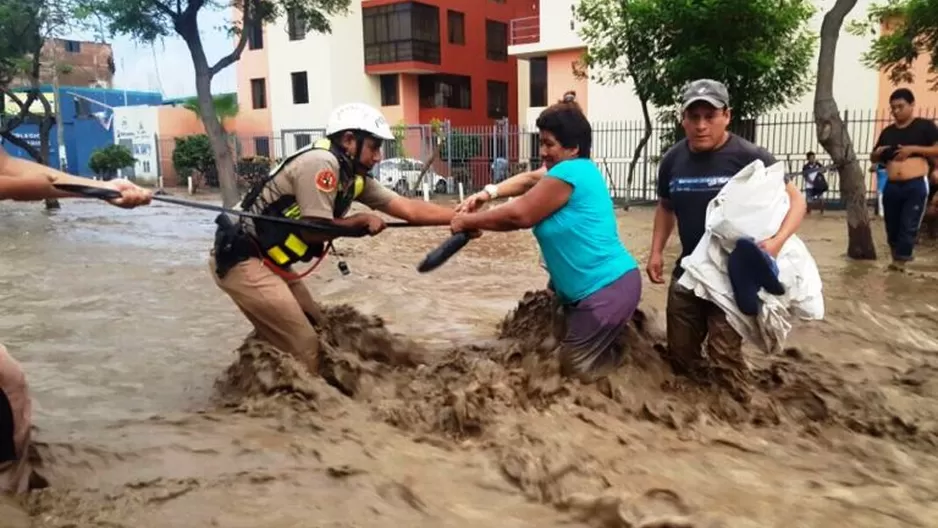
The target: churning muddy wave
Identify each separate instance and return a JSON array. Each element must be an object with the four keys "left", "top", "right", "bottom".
[
  {"left": 206, "top": 284, "right": 938, "bottom": 528},
  {"left": 217, "top": 288, "right": 938, "bottom": 473}
]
